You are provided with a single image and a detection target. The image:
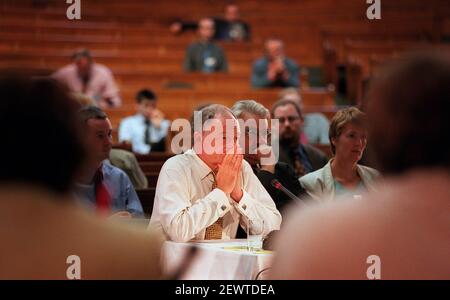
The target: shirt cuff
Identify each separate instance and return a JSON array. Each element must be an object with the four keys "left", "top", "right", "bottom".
[
  {"left": 233, "top": 190, "right": 254, "bottom": 217},
  {"left": 209, "top": 188, "right": 232, "bottom": 217}
]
